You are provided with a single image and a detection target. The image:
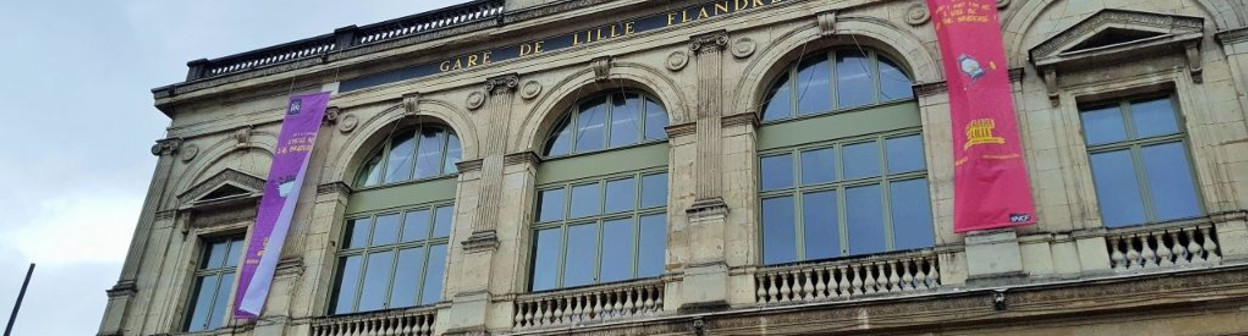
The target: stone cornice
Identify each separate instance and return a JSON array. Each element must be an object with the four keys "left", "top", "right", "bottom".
[
  {"left": 461, "top": 230, "right": 500, "bottom": 253},
  {"left": 913, "top": 82, "right": 948, "bottom": 97},
  {"left": 455, "top": 158, "right": 485, "bottom": 172},
  {"left": 316, "top": 181, "right": 353, "bottom": 196},
  {"left": 722, "top": 111, "right": 760, "bottom": 129},
  {"left": 1216, "top": 27, "right": 1248, "bottom": 45},
  {"left": 665, "top": 121, "right": 697, "bottom": 138},
  {"left": 503, "top": 151, "right": 542, "bottom": 166}
]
